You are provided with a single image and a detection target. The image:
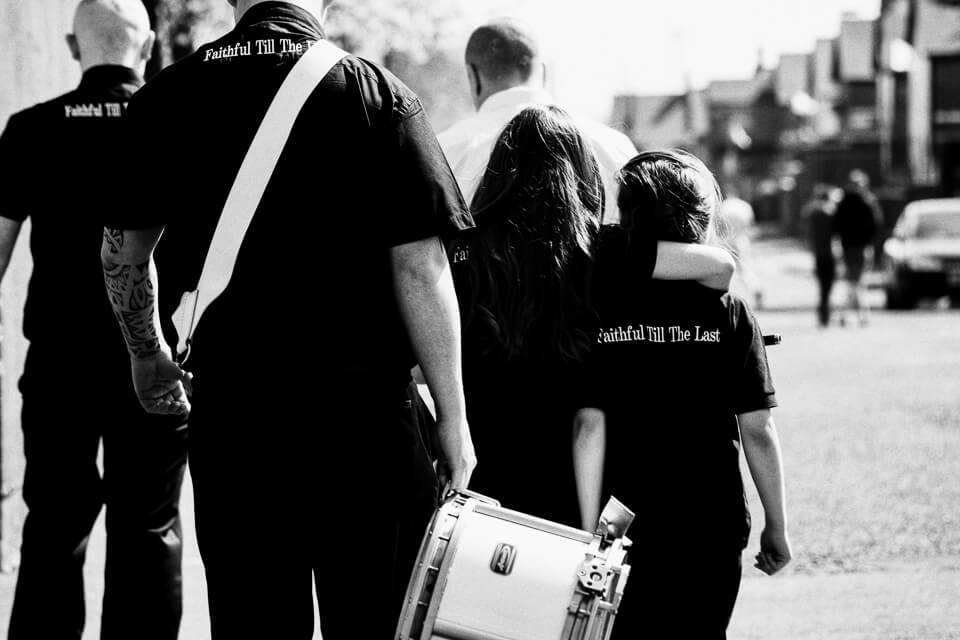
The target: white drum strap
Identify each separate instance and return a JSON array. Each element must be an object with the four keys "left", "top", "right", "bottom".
[{"left": 172, "top": 39, "right": 348, "bottom": 362}]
